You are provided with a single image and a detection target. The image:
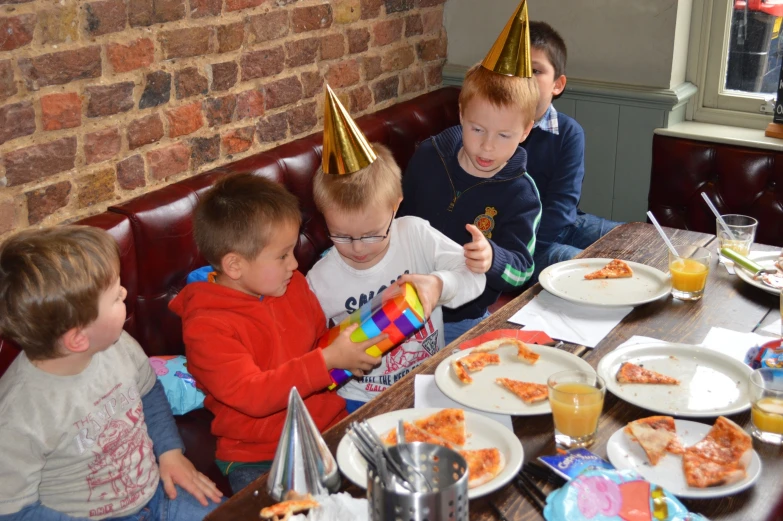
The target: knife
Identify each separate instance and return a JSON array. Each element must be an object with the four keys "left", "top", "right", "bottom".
[{"left": 720, "top": 248, "right": 778, "bottom": 276}]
